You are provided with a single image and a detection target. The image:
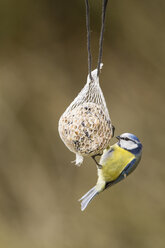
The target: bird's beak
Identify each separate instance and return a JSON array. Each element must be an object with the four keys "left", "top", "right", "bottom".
[{"left": 116, "top": 136, "right": 120, "bottom": 140}]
